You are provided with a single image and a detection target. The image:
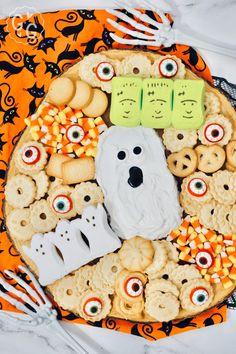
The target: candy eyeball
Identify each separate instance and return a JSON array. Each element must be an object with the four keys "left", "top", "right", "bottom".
[
  {"left": 125, "top": 277, "right": 143, "bottom": 297},
  {"left": 190, "top": 287, "right": 209, "bottom": 306},
  {"left": 195, "top": 250, "right": 214, "bottom": 269},
  {"left": 52, "top": 195, "right": 73, "bottom": 214},
  {"left": 158, "top": 58, "right": 178, "bottom": 78},
  {"left": 187, "top": 178, "right": 208, "bottom": 197},
  {"left": 66, "top": 124, "right": 85, "bottom": 144},
  {"left": 83, "top": 297, "right": 103, "bottom": 317},
  {"left": 22, "top": 146, "right": 41, "bottom": 165},
  {"left": 95, "top": 62, "right": 115, "bottom": 82},
  {"left": 204, "top": 123, "right": 225, "bottom": 143}
]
